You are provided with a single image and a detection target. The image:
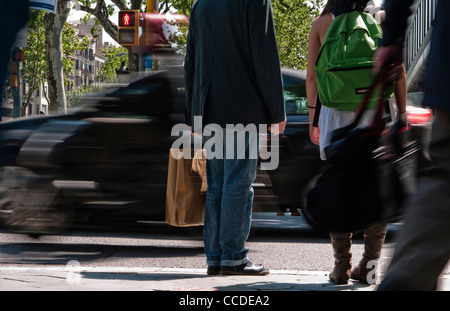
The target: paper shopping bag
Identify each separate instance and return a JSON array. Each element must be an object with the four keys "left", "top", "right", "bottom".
[{"left": 166, "top": 149, "right": 207, "bottom": 227}]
